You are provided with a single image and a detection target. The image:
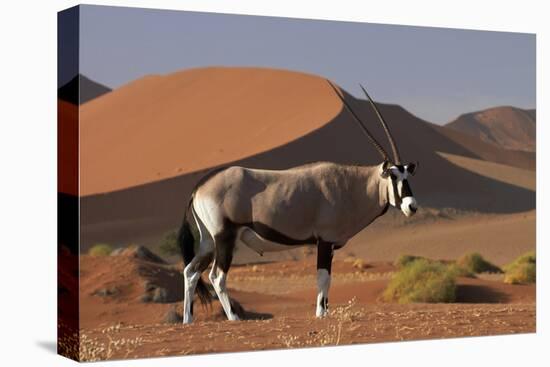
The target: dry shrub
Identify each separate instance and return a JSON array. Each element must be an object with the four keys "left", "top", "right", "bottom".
[
  {"left": 446, "top": 263, "right": 475, "bottom": 278},
  {"left": 383, "top": 259, "right": 456, "bottom": 303},
  {"left": 394, "top": 255, "right": 428, "bottom": 269},
  {"left": 504, "top": 251, "right": 536, "bottom": 284}
]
